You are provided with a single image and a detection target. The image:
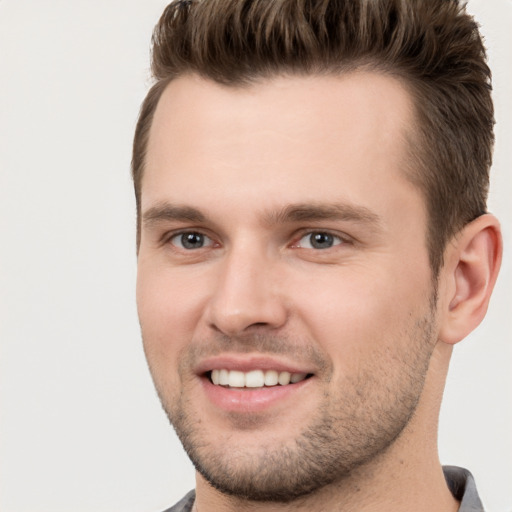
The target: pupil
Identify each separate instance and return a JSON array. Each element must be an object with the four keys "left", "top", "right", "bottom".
[
  {"left": 182, "top": 233, "right": 203, "bottom": 249},
  {"left": 311, "top": 232, "right": 333, "bottom": 249}
]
